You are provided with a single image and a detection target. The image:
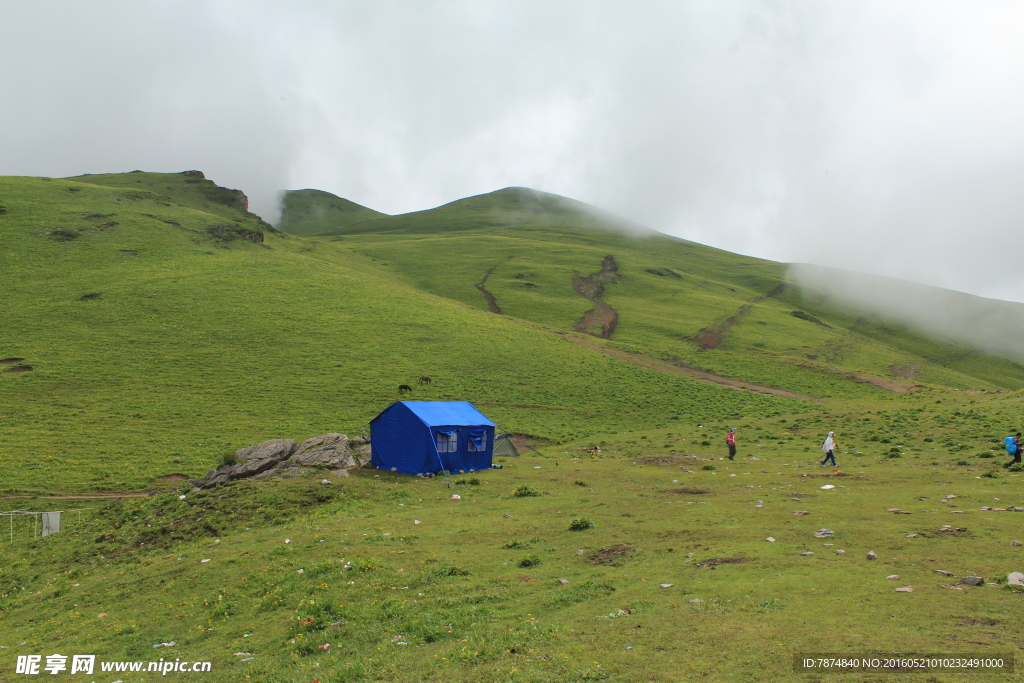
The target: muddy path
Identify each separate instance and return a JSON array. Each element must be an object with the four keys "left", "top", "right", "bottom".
[
  {"left": 562, "top": 333, "right": 820, "bottom": 401},
  {"left": 693, "top": 283, "right": 789, "bottom": 350},
  {"left": 475, "top": 264, "right": 502, "bottom": 314},
  {"left": 573, "top": 255, "right": 619, "bottom": 339}
]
